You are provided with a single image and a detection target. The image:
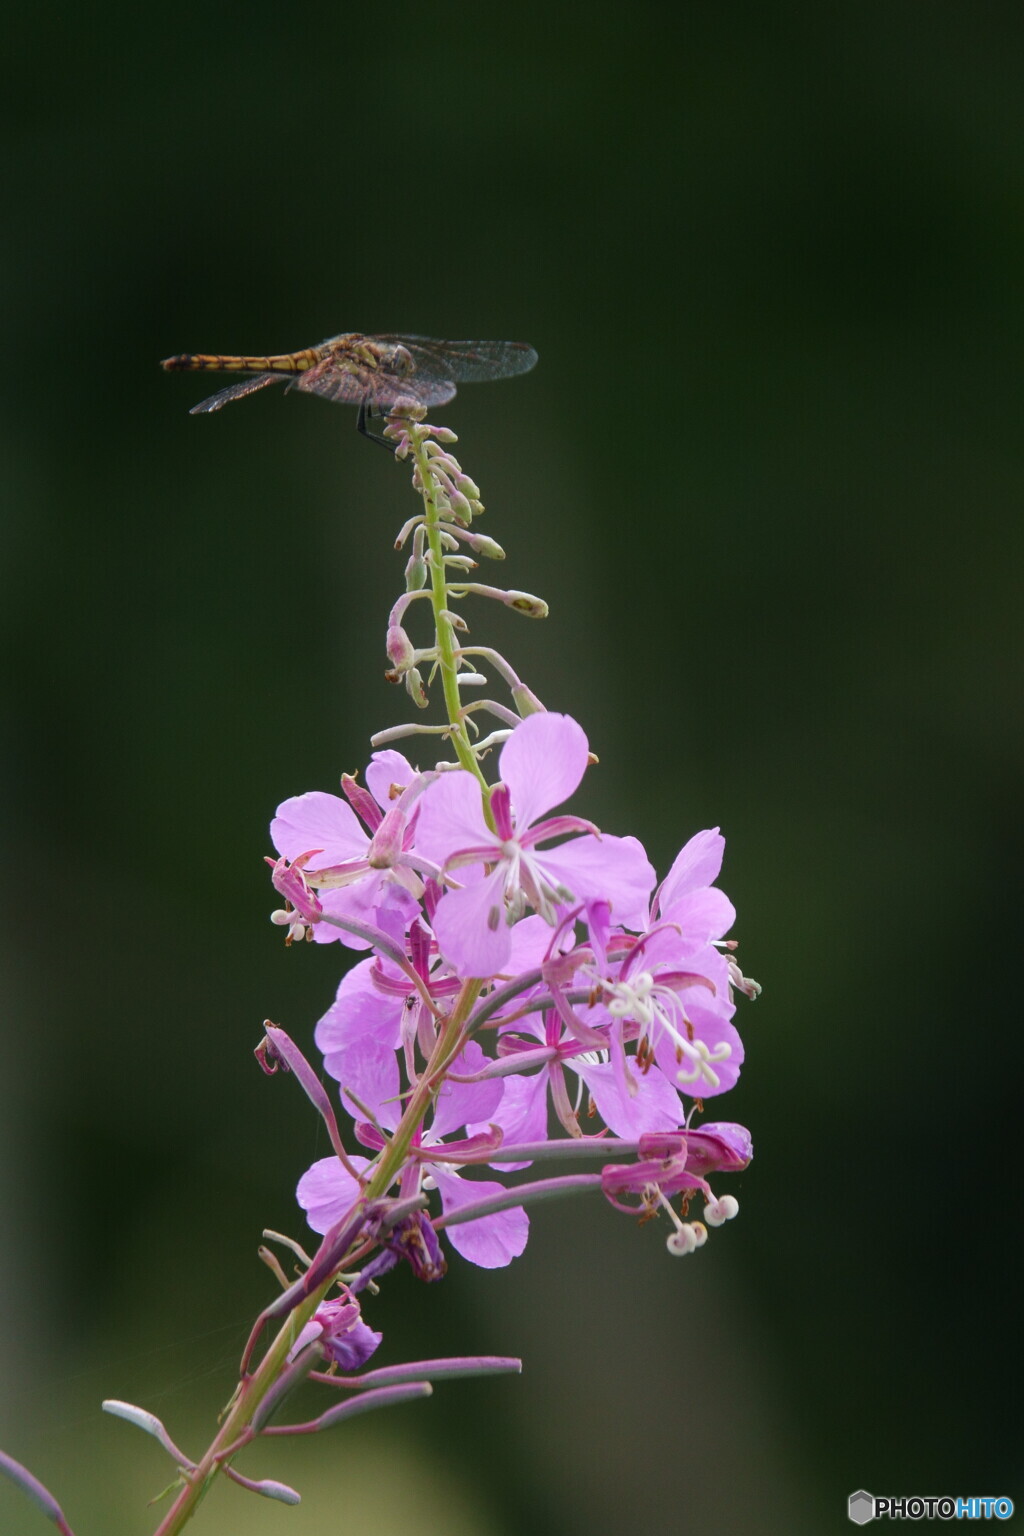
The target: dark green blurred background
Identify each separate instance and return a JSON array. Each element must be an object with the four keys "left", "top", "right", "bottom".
[{"left": 2, "top": 4, "right": 1022, "bottom": 1533}]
